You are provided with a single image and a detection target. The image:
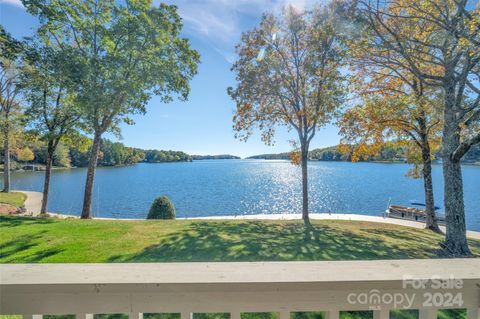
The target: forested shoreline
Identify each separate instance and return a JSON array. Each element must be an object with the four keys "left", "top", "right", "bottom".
[
  {"left": 248, "top": 144, "right": 480, "bottom": 164},
  {"left": 191, "top": 154, "right": 241, "bottom": 160},
  {"left": 0, "top": 137, "right": 192, "bottom": 170},
  {"left": 0, "top": 135, "right": 248, "bottom": 170},
  {"left": 3, "top": 138, "right": 479, "bottom": 172}
]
